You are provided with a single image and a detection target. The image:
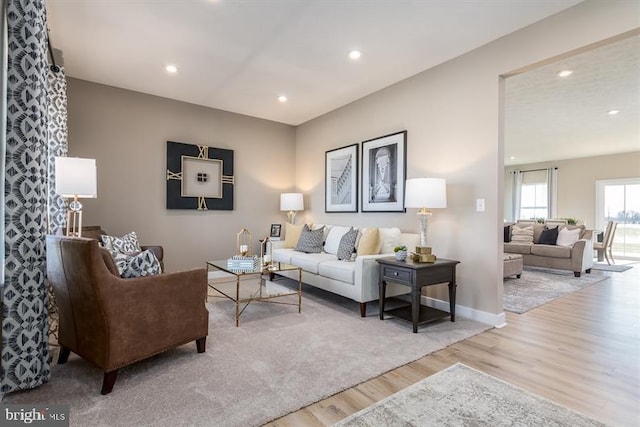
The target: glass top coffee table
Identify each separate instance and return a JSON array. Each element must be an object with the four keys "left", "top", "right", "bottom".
[{"left": 206, "top": 260, "right": 302, "bottom": 326}]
